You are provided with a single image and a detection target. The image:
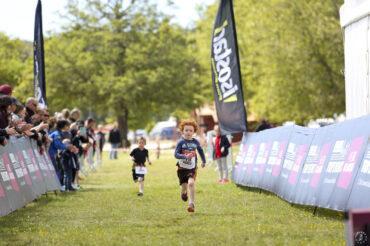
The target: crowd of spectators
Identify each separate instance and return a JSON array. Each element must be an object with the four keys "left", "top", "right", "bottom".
[{"left": 0, "top": 84, "right": 103, "bottom": 192}]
